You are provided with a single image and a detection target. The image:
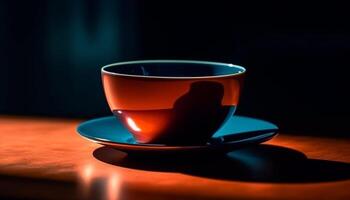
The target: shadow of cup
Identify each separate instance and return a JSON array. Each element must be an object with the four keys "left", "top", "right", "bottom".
[{"left": 93, "top": 144, "right": 350, "bottom": 183}]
